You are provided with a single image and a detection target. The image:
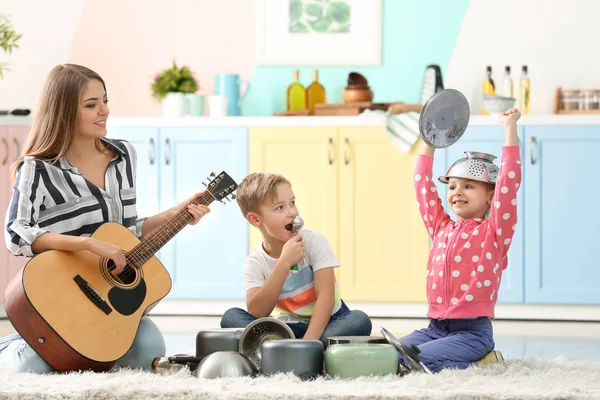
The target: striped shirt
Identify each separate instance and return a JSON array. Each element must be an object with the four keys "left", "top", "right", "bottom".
[
  {"left": 5, "top": 138, "right": 145, "bottom": 257},
  {"left": 243, "top": 229, "right": 342, "bottom": 323}
]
